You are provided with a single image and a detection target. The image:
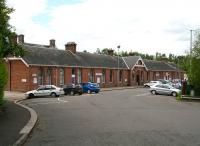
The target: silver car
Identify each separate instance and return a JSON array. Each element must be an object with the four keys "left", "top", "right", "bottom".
[
  {"left": 25, "top": 85, "right": 64, "bottom": 98},
  {"left": 144, "top": 81, "right": 161, "bottom": 88},
  {"left": 150, "top": 84, "right": 181, "bottom": 97}
]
